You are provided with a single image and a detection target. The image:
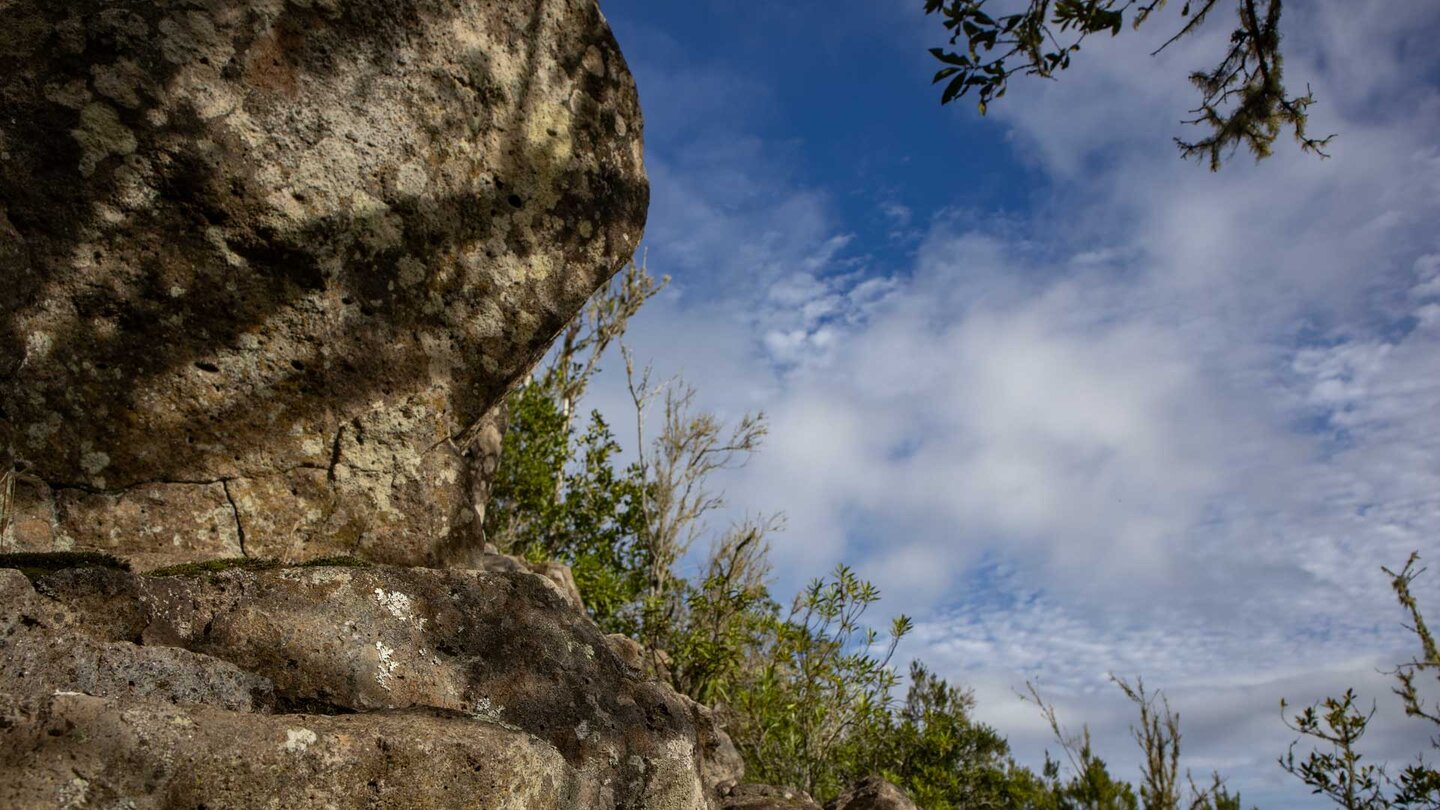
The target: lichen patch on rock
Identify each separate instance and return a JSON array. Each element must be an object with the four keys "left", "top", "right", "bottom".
[
  {"left": 0, "top": 563, "right": 739, "bottom": 808},
  {"left": 283, "top": 727, "right": 318, "bottom": 754},
  {"left": 1, "top": 0, "right": 648, "bottom": 572}
]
